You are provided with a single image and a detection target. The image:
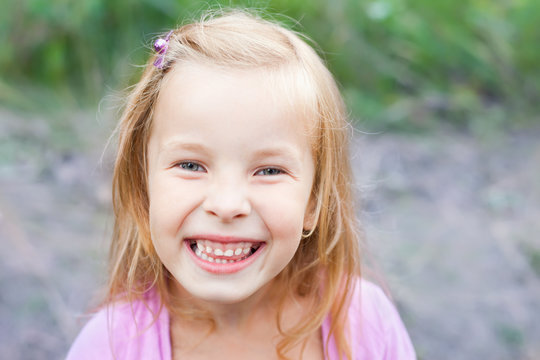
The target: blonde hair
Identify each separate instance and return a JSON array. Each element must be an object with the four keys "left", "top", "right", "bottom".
[{"left": 107, "top": 9, "right": 361, "bottom": 359}]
